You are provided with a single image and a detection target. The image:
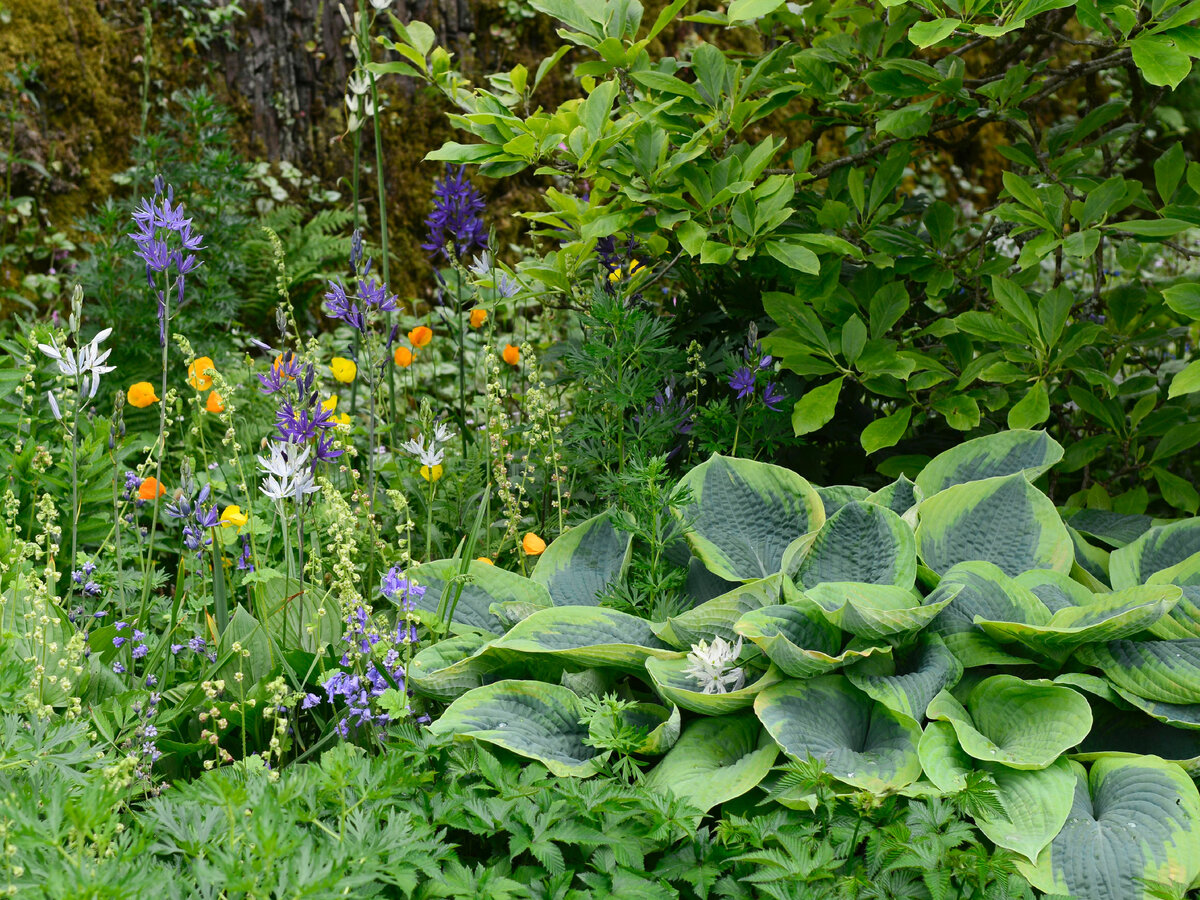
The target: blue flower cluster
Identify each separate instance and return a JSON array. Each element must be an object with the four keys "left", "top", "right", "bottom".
[
  {"left": 422, "top": 164, "right": 487, "bottom": 261},
  {"left": 324, "top": 259, "right": 399, "bottom": 334},
  {"left": 165, "top": 483, "right": 221, "bottom": 559},
  {"left": 130, "top": 175, "right": 204, "bottom": 346},
  {"left": 728, "top": 329, "right": 784, "bottom": 412}
]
